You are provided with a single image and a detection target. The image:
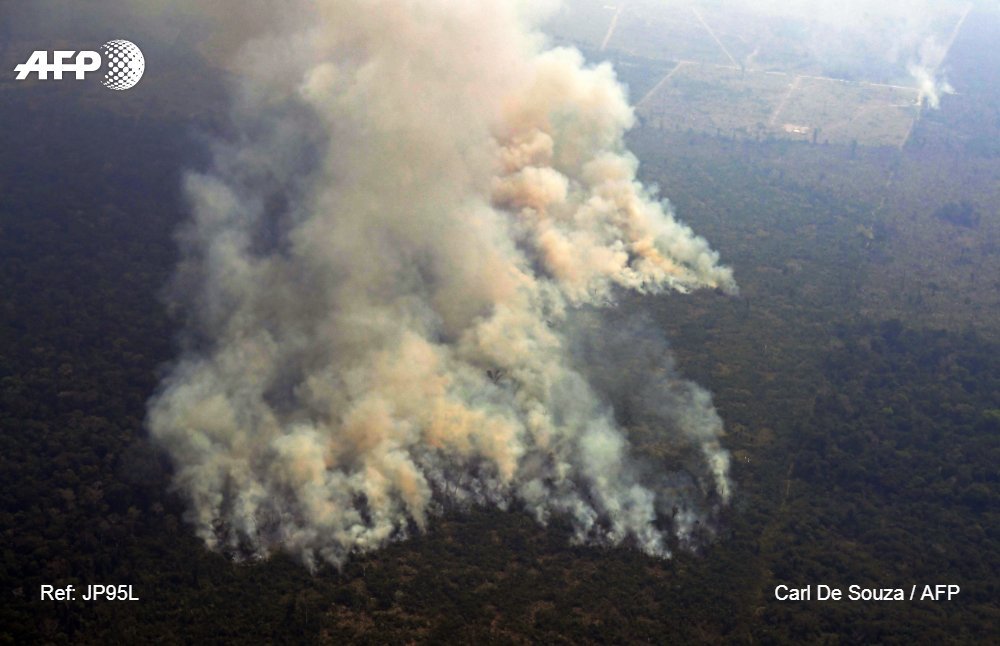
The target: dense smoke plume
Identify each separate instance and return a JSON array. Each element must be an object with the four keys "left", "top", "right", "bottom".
[{"left": 147, "top": 0, "right": 736, "bottom": 569}]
